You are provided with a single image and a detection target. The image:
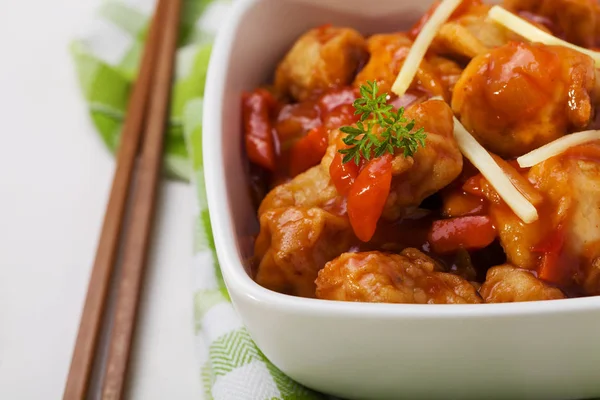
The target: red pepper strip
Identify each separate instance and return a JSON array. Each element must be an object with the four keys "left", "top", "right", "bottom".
[
  {"left": 329, "top": 152, "right": 359, "bottom": 196},
  {"left": 428, "top": 215, "right": 496, "bottom": 254},
  {"left": 289, "top": 127, "right": 328, "bottom": 177},
  {"left": 532, "top": 225, "right": 566, "bottom": 283},
  {"left": 242, "top": 89, "right": 276, "bottom": 171},
  {"left": 347, "top": 154, "right": 393, "bottom": 242}
]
